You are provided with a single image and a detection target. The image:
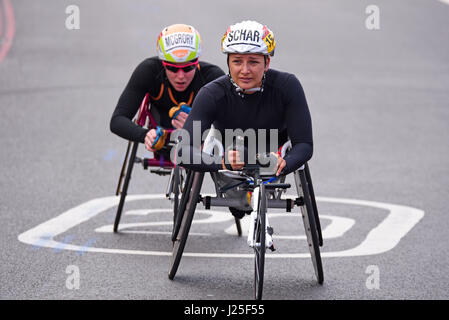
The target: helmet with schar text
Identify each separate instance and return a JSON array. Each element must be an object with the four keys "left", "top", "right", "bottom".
[
  {"left": 221, "top": 20, "right": 275, "bottom": 56},
  {"left": 157, "top": 24, "right": 202, "bottom": 63}
]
